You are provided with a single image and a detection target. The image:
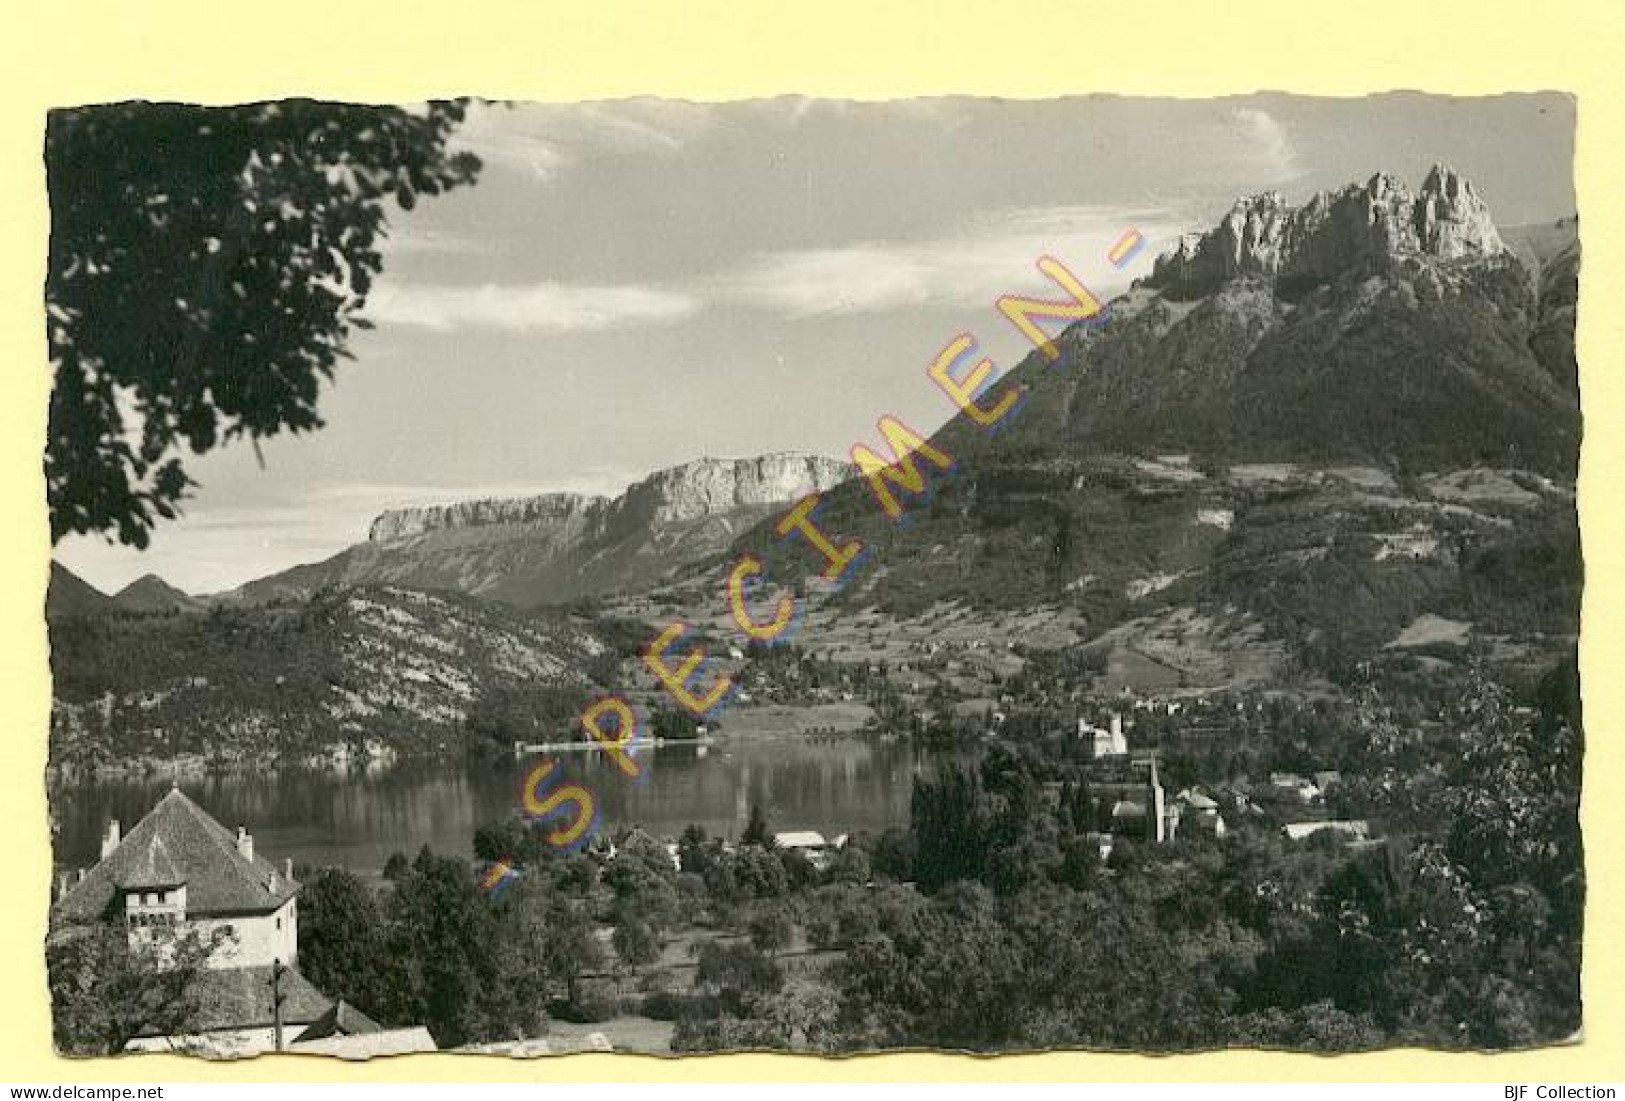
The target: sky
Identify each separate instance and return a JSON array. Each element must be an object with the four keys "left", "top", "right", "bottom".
[{"left": 54, "top": 93, "right": 1577, "bottom": 595}]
